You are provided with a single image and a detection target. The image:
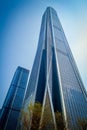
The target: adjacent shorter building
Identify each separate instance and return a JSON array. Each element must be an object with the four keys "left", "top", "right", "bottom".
[
  {"left": 0, "top": 66, "right": 29, "bottom": 130},
  {"left": 0, "top": 108, "right": 2, "bottom": 119}
]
